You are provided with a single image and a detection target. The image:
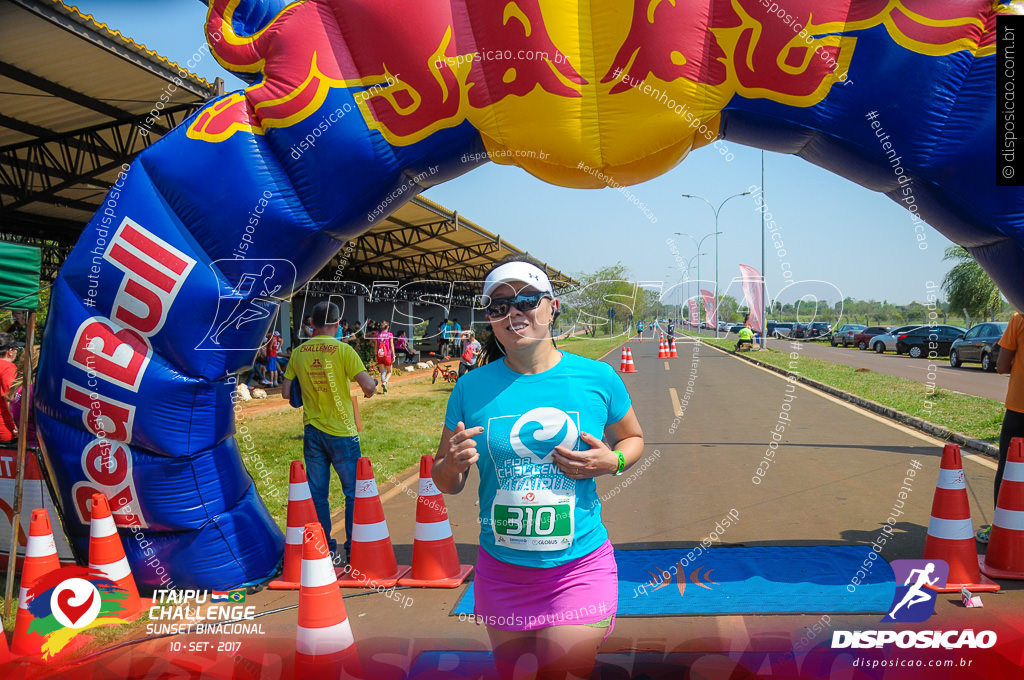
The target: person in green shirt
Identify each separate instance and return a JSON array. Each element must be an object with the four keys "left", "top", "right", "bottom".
[
  {"left": 283, "top": 301, "right": 377, "bottom": 562},
  {"left": 736, "top": 318, "right": 755, "bottom": 351}
]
